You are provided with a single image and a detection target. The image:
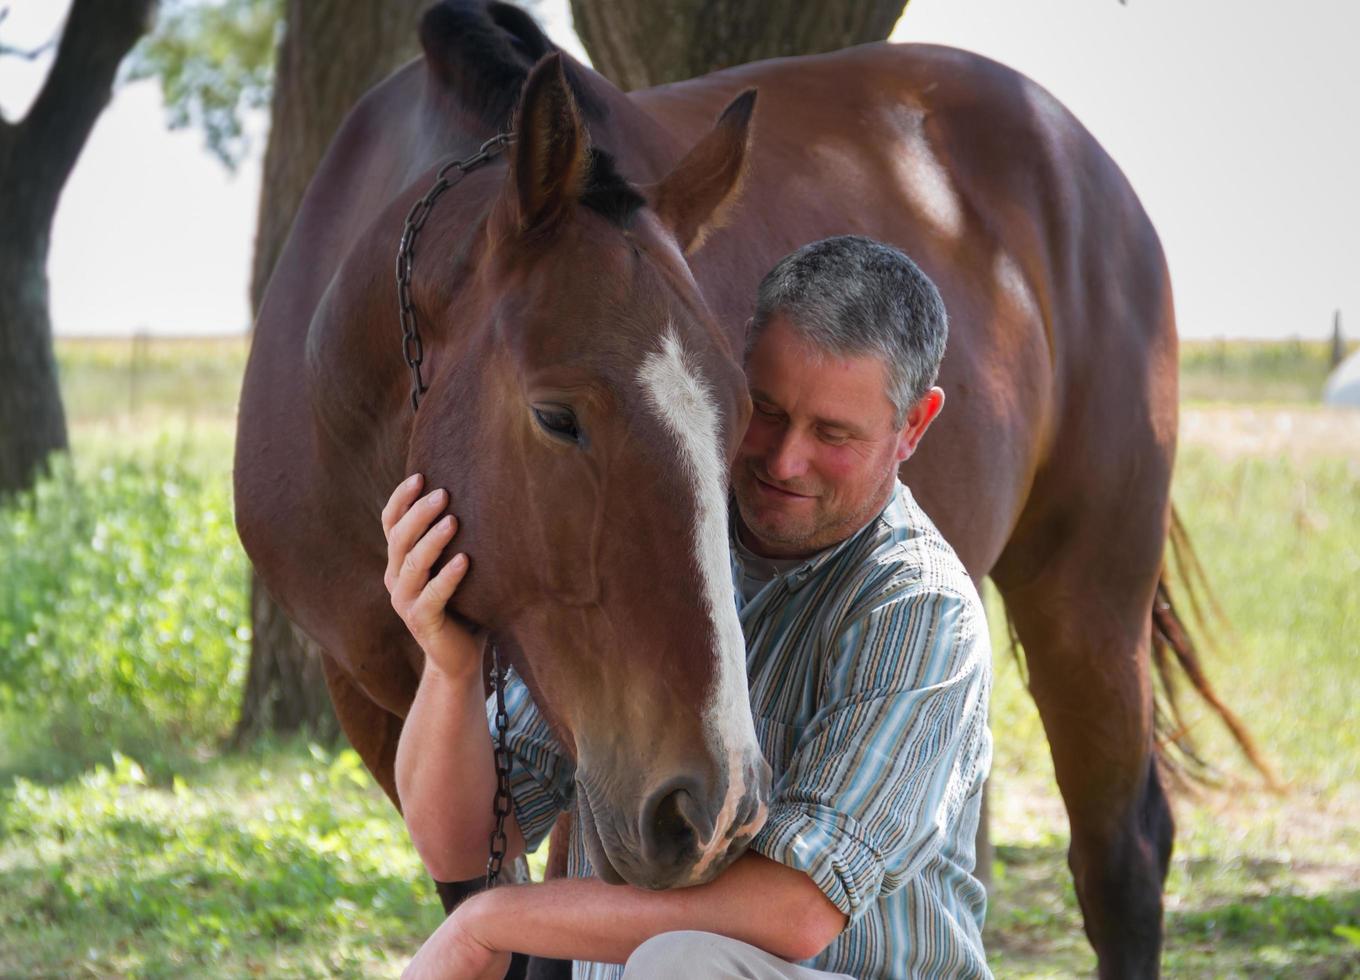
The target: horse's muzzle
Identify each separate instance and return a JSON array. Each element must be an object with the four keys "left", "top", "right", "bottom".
[{"left": 582, "top": 751, "right": 771, "bottom": 890}]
